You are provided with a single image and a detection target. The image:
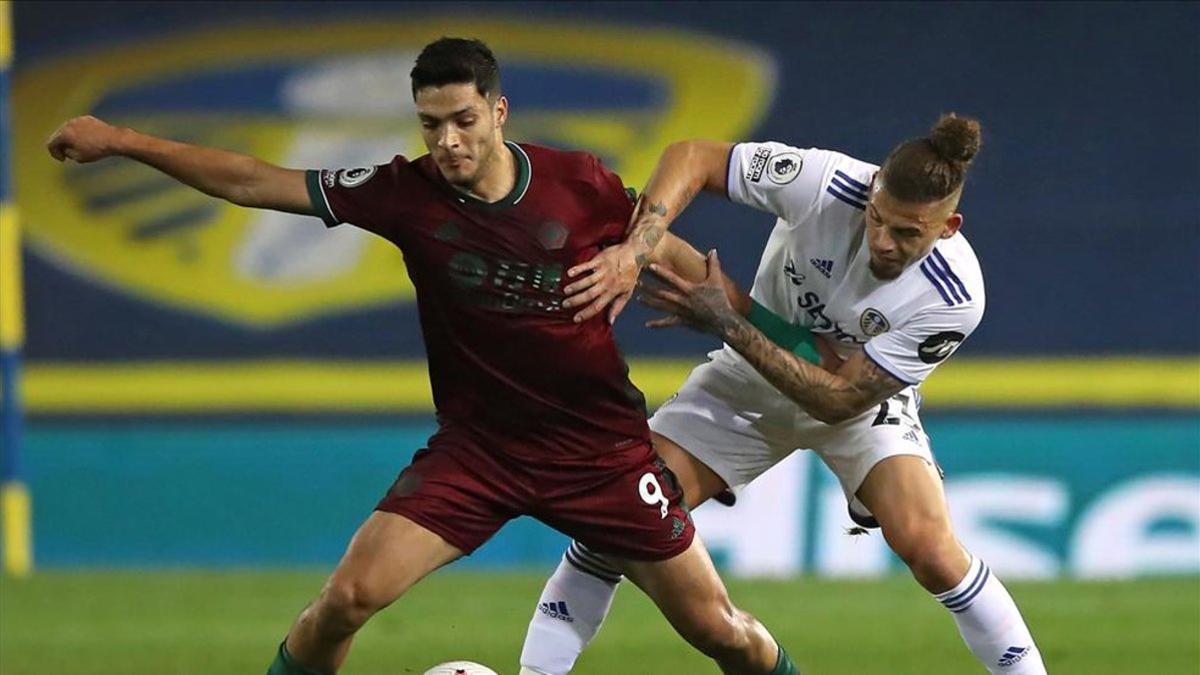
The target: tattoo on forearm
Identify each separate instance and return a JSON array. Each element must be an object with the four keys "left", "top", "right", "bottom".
[
  {"left": 718, "top": 316, "right": 904, "bottom": 421},
  {"left": 648, "top": 201, "right": 668, "bottom": 217},
  {"left": 630, "top": 213, "right": 665, "bottom": 268}
]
